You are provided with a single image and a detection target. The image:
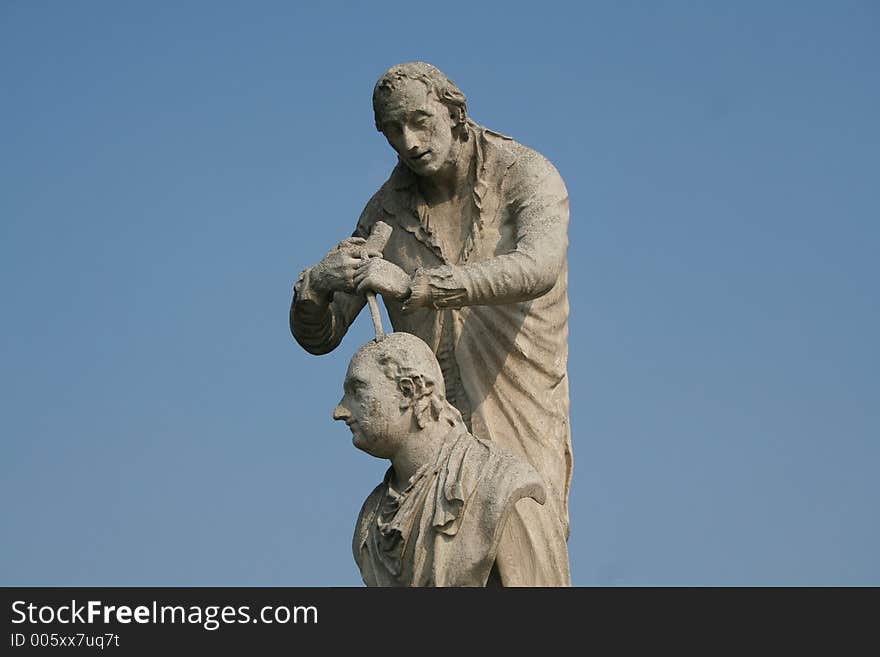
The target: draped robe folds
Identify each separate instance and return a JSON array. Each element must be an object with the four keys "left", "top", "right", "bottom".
[
  {"left": 291, "top": 124, "right": 573, "bottom": 541},
  {"left": 353, "top": 430, "right": 570, "bottom": 587}
]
